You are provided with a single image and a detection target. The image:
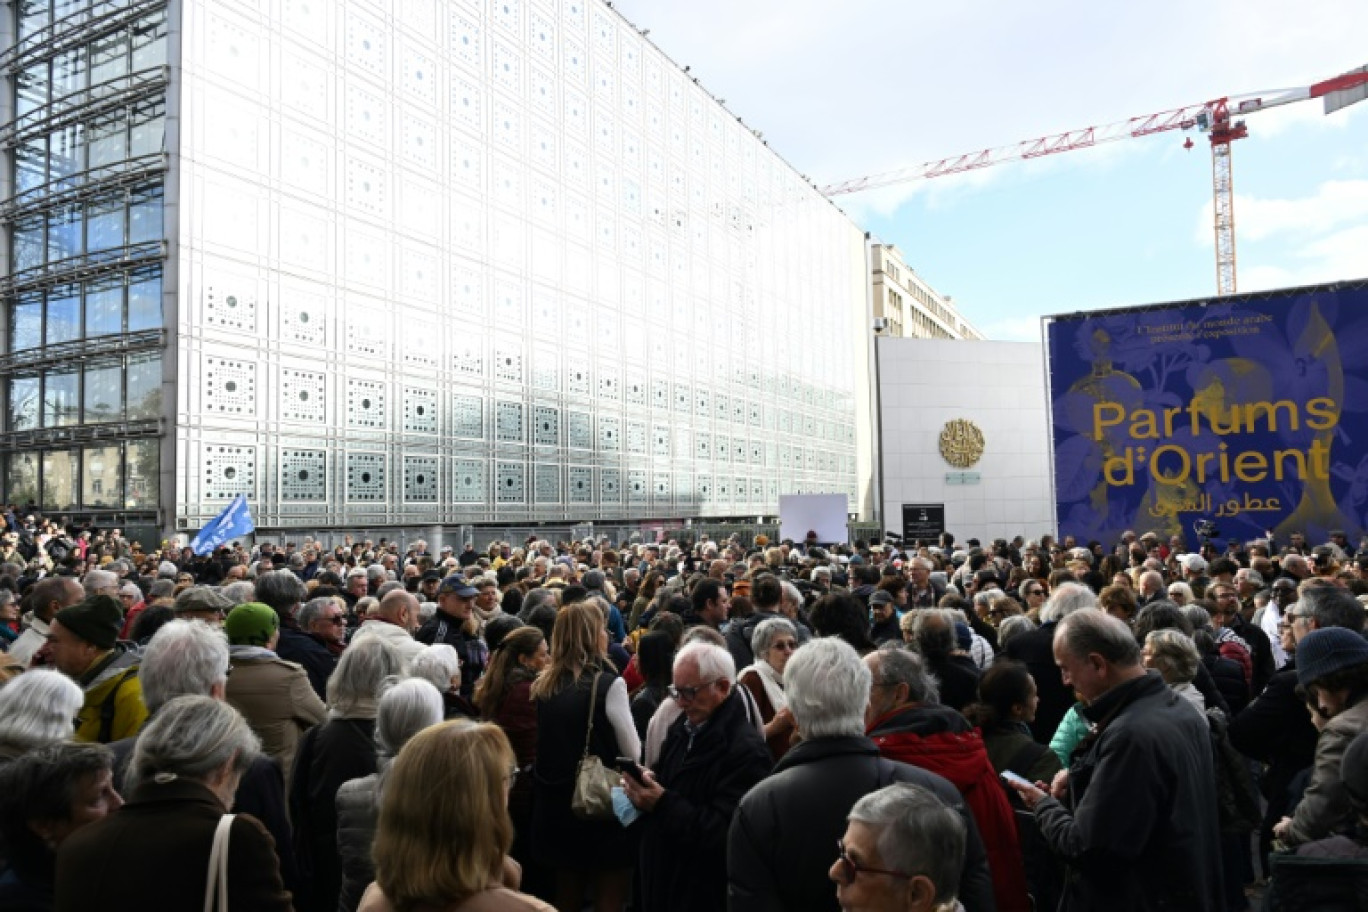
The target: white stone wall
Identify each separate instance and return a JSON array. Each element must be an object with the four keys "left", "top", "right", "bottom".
[{"left": 877, "top": 336, "right": 1055, "bottom": 544}]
